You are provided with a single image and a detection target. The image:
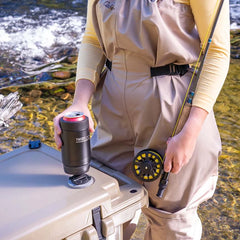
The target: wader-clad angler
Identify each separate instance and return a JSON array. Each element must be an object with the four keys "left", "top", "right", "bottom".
[{"left": 54, "top": 0, "right": 230, "bottom": 239}]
